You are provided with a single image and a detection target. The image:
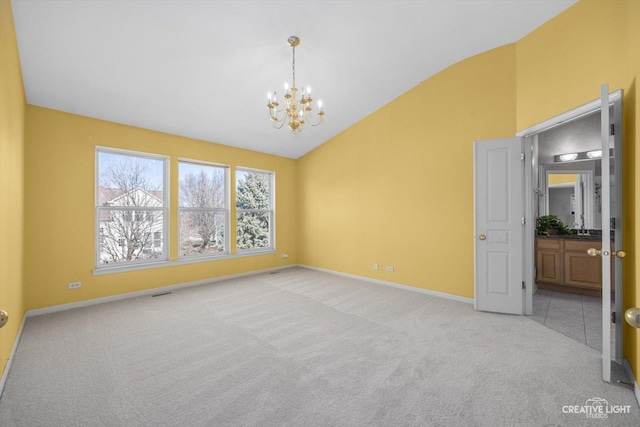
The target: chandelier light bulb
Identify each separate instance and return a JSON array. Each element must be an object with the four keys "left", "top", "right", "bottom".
[{"left": 266, "top": 36, "right": 325, "bottom": 133}]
